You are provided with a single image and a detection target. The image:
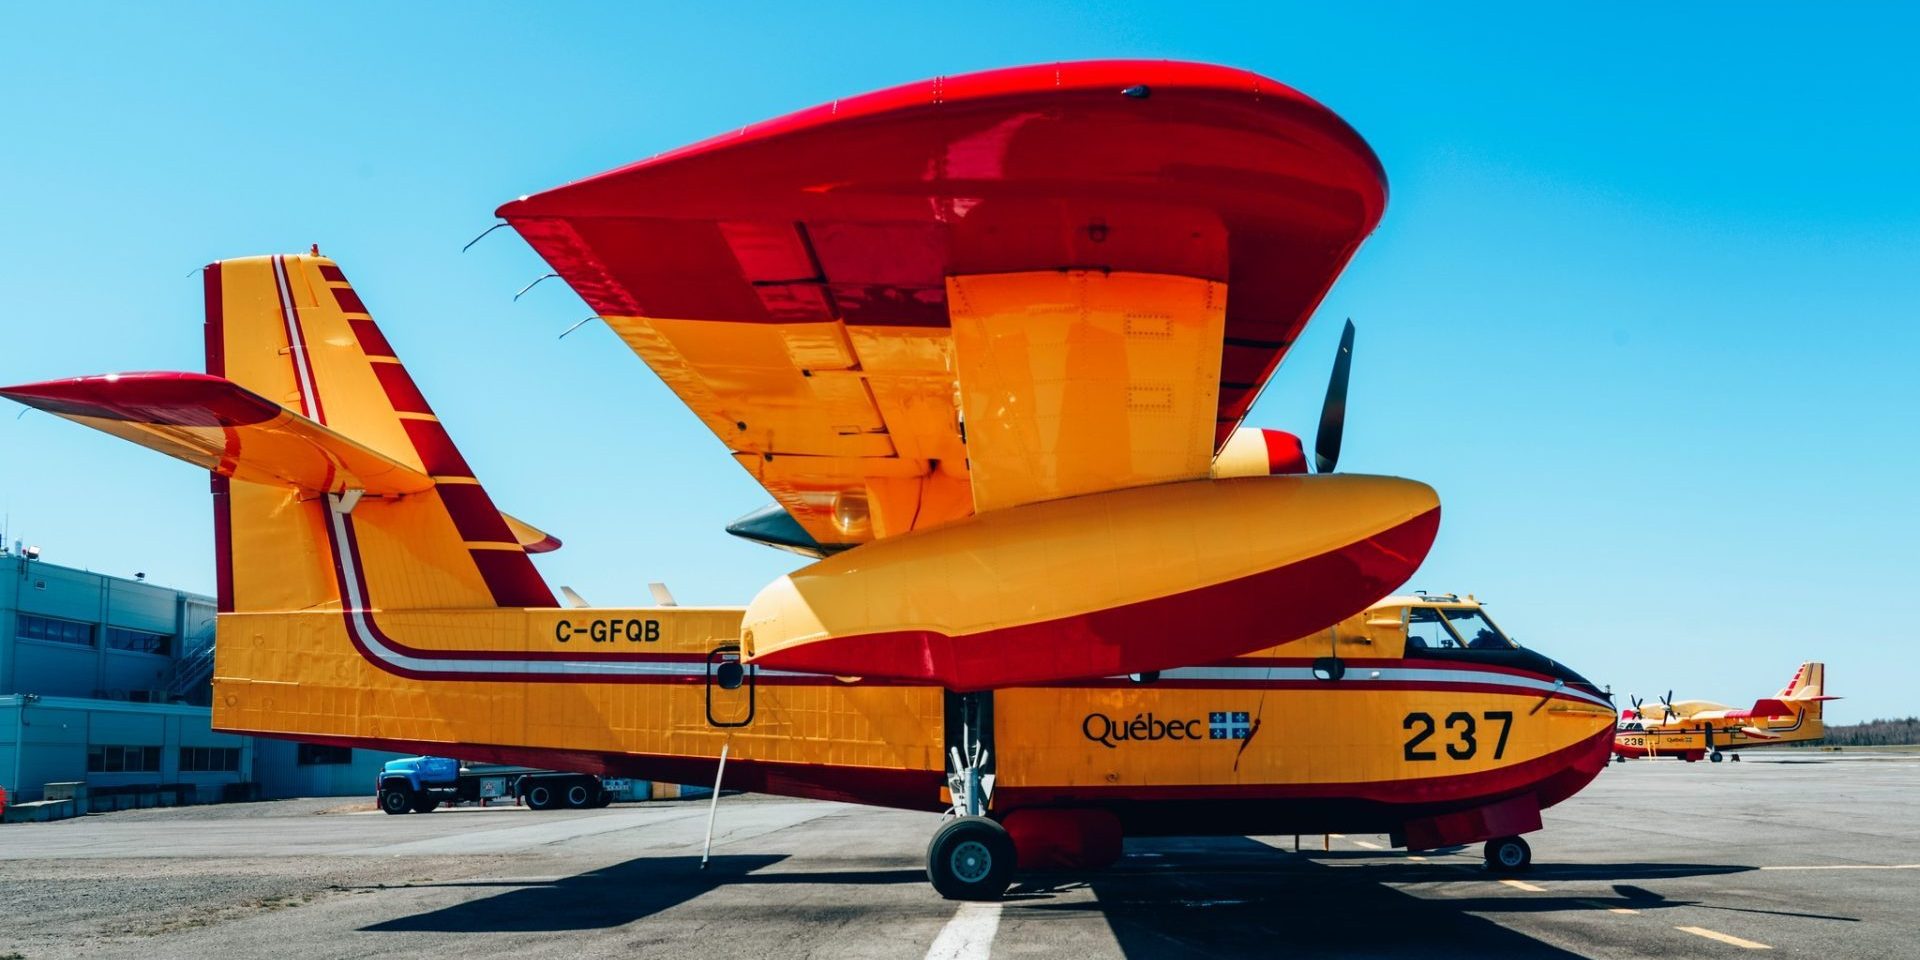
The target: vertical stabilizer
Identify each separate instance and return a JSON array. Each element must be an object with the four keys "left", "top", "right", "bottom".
[{"left": 205, "top": 254, "right": 554, "bottom": 613}]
